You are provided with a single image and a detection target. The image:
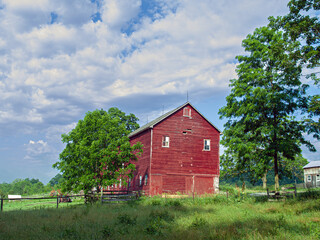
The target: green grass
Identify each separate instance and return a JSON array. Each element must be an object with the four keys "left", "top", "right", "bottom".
[
  {"left": 0, "top": 193, "right": 319, "bottom": 239},
  {"left": 1, "top": 197, "right": 84, "bottom": 211}
]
